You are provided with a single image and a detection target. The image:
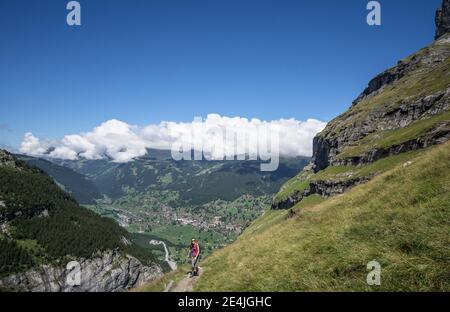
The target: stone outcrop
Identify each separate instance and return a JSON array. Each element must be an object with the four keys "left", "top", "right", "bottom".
[
  {"left": 331, "top": 122, "right": 450, "bottom": 167},
  {"left": 272, "top": 191, "right": 303, "bottom": 210},
  {"left": 0, "top": 250, "right": 162, "bottom": 292},
  {"left": 273, "top": 2, "right": 450, "bottom": 210},
  {"left": 271, "top": 176, "right": 371, "bottom": 210},
  {"left": 0, "top": 149, "right": 23, "bottom": 169},
  {"left": 307, "top": 177, "right": 372, "bottom": 198},
  {"left": 436, "top": 0, "right": 450, "bottom": 40},
  {"left": 312, "top": 78, "right": 450, "bottom": 172}
]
